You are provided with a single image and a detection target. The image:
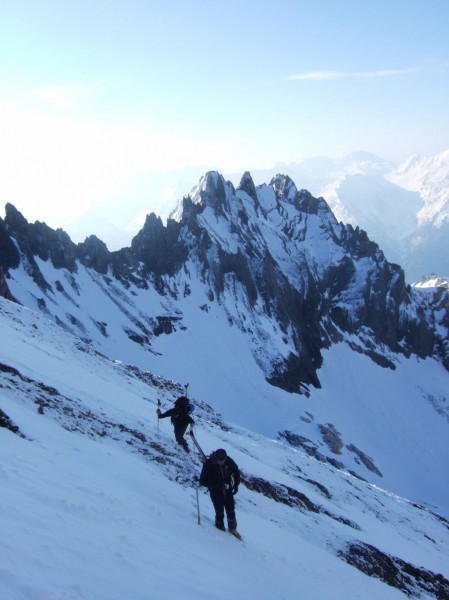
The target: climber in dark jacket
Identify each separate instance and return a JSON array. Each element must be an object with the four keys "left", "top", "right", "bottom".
[
  {"left": 199, "top": 448, "right": 240, "bottom": 532},
  {"left": 157, "top": 396, "right": 194, "bottom": 453}
]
